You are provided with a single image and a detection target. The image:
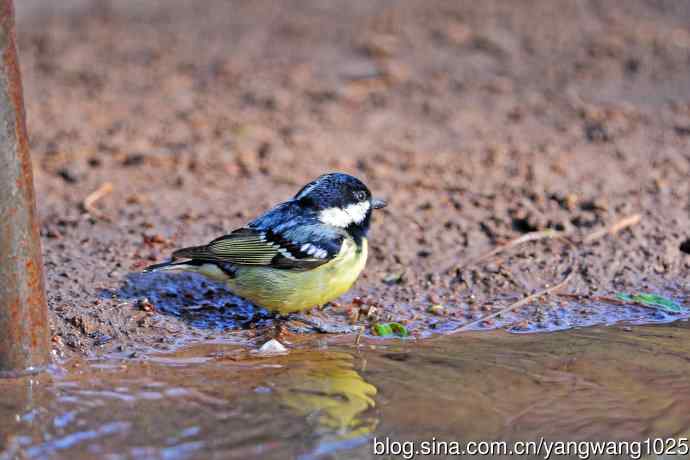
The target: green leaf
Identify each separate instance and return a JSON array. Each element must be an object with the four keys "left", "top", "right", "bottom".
[
  {"left": 389, "top": 322, "right": 410, "bottom": 337},
  {"left": 373, "top": 322, "right": 410, "bottom": 337},
  {"left": 373, "top": 323, "right": 393, "bottom": 336},
  {"left": 616, "top": 292, "right": 683, "bottom": 313},
  {"left": 615, "top": 293, "right": 633, "bottom": 303},
  {"left": 632, "top": 293, "right": 683, "bottom": 313}
]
